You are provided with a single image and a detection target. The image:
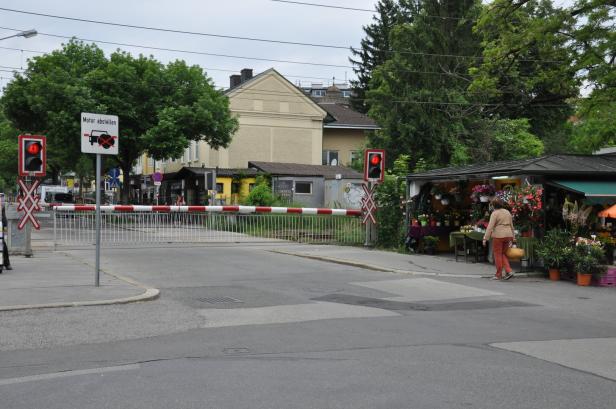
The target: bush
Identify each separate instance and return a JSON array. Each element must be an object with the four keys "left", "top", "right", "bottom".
[
  {"left": 243, "top": 176, "right": 274, "bottom": 206},
  {"left": 536, "top": 229, "right": 573, "bottom": 269}
]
